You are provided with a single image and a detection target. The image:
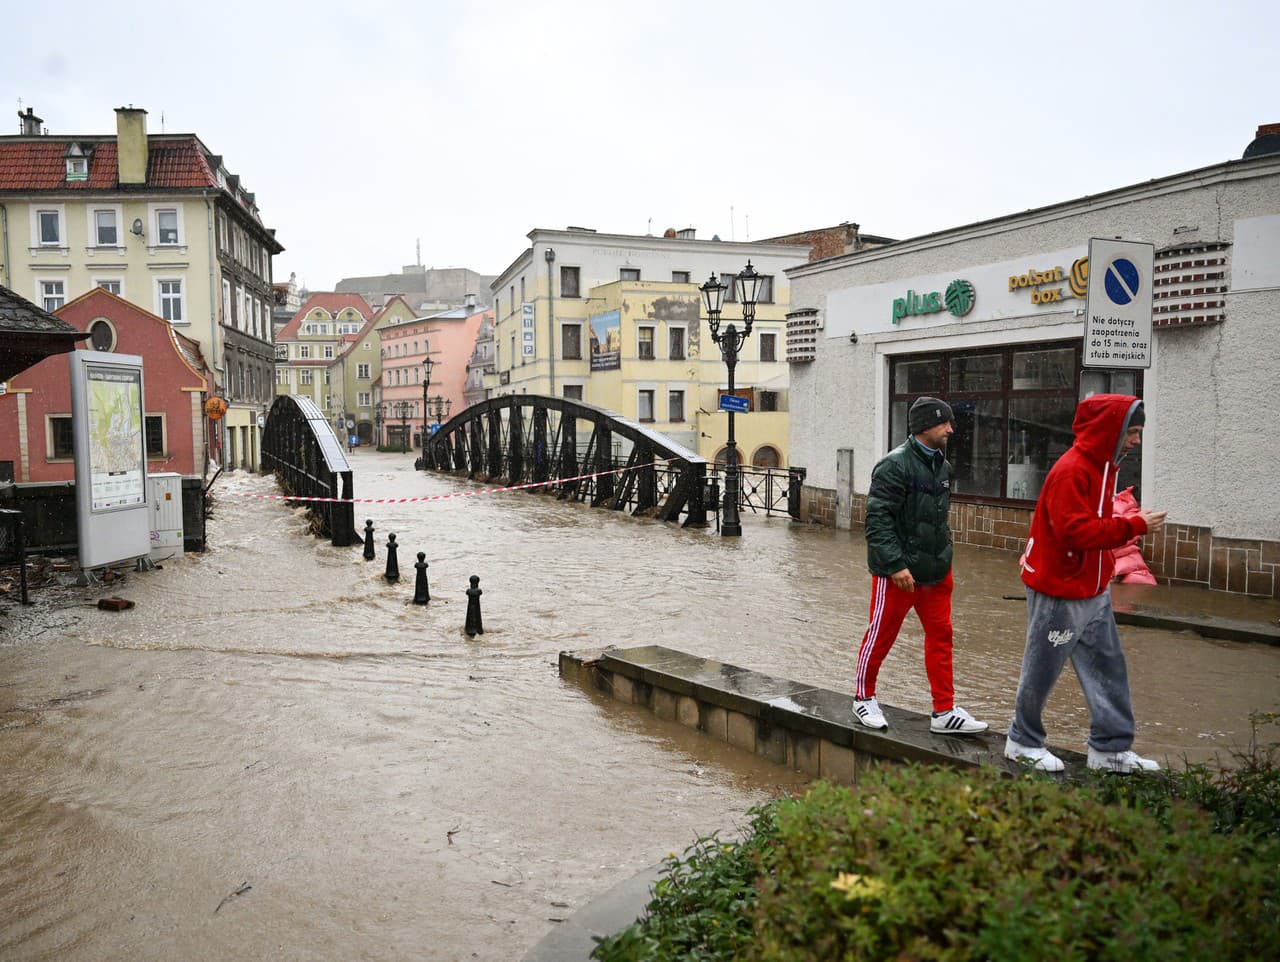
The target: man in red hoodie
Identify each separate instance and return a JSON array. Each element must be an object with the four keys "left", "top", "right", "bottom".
[{"left": 1005, "top": 394, "right": 1167, "bottom": 773}]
